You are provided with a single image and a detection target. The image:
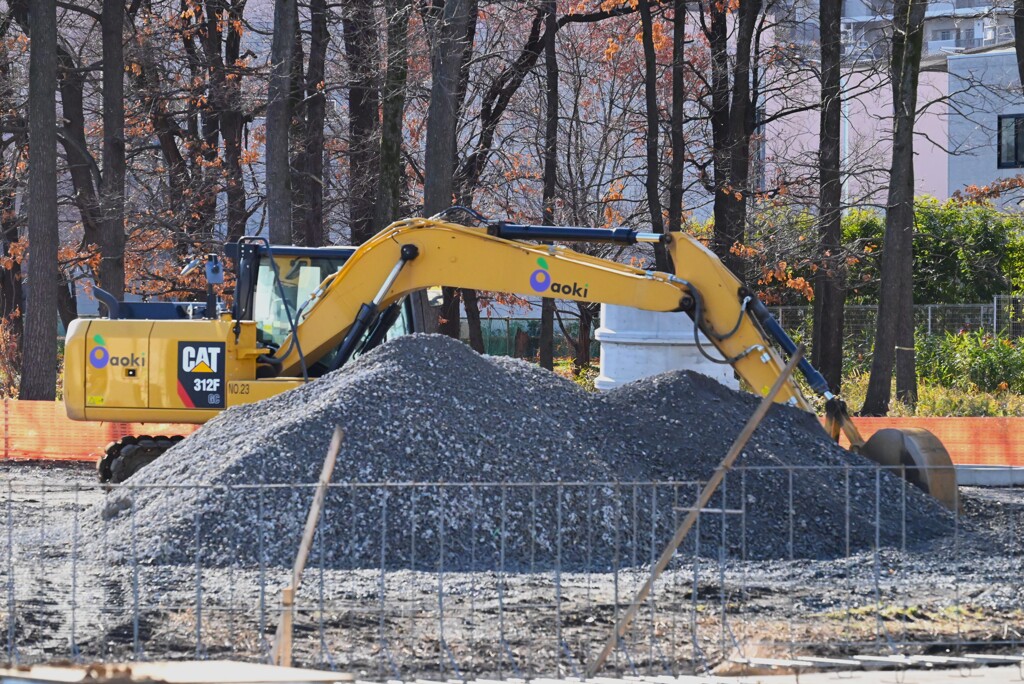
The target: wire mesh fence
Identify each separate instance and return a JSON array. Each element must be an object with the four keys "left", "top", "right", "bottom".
[
  {"left": 460, "top": 317, "right": 599, "bottom": 359},
  {"left": 469, "top": 301, "right": 1014, "bottom": 363},
  {"left": 772, "top": 302, "right": 999, "bottom": 362},
  {"left": 2, "top": 470, "right": 1021, "bottom": 678}
]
